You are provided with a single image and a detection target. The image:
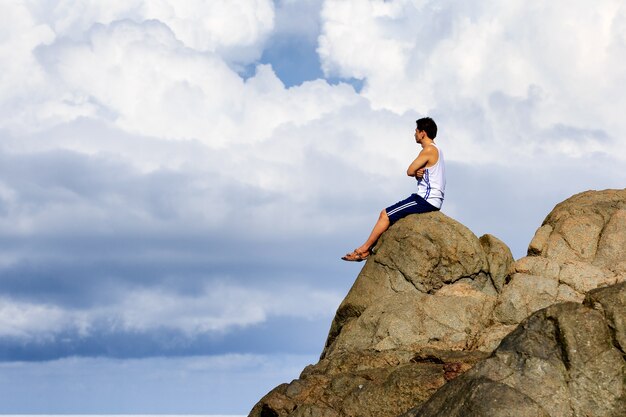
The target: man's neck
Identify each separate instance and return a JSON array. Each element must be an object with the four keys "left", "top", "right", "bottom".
[{"left": 420, "top": 137, "right": 435, "bottom": 148}]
